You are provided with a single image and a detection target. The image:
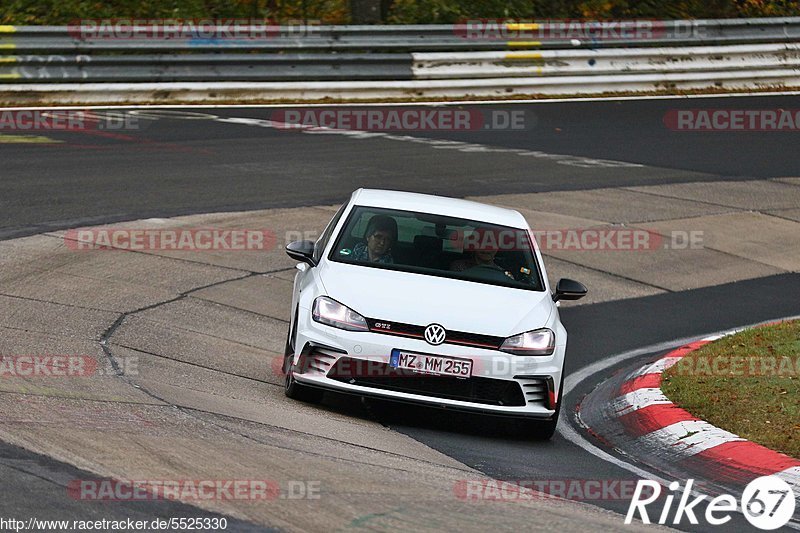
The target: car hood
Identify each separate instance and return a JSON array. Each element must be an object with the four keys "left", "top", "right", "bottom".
[{"left": 319, "top": 261, "right": 553, "bottom": 338}]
